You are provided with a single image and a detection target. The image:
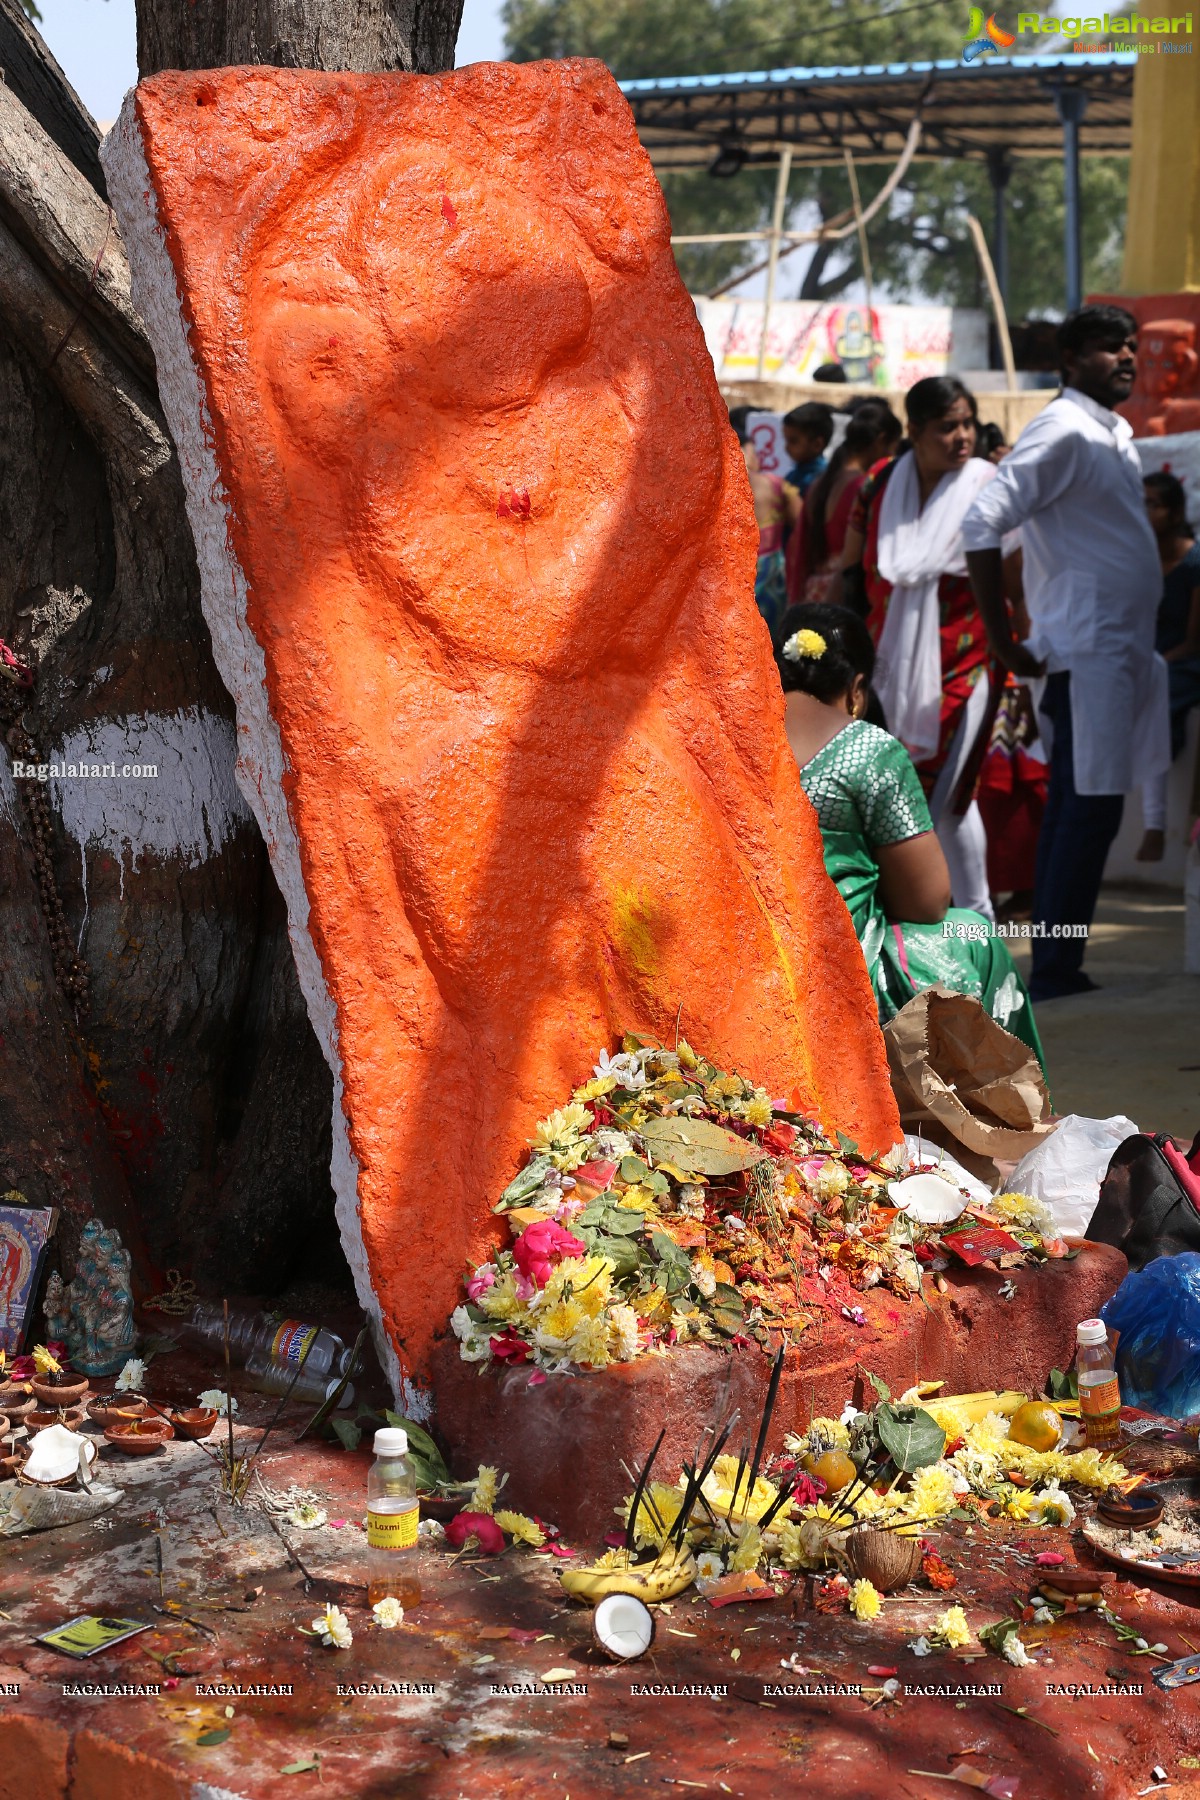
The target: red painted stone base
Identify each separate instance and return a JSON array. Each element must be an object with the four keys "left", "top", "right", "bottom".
[{"left": 432, "top": 1243, "right": 1127, "bottom": 1539}]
